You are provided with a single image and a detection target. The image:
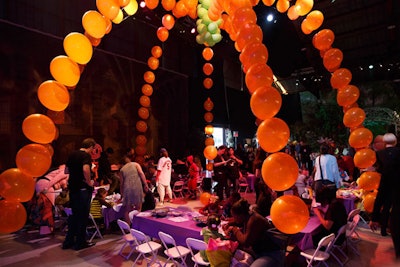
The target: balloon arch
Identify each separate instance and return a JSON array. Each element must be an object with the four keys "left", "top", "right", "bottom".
[{"left": 0, "top": 0, "right": 380, "bottom": 234}]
